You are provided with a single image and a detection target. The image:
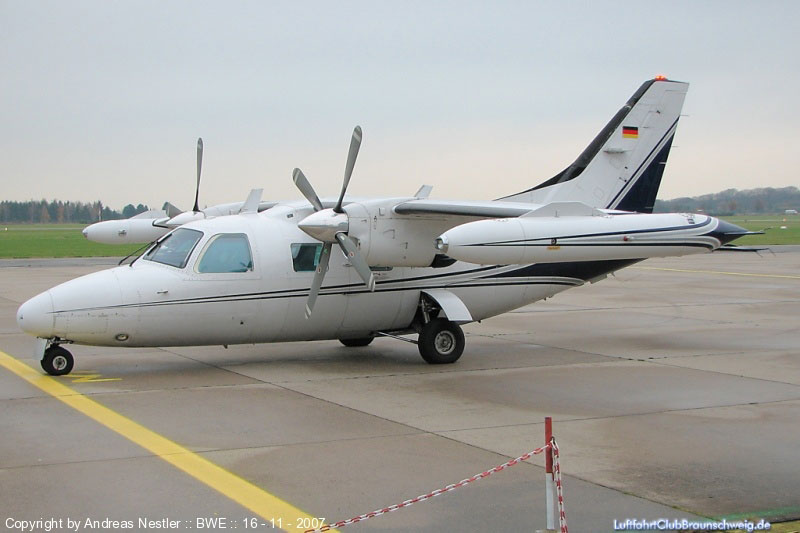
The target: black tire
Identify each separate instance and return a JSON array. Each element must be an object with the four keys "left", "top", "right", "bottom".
[
  {"left": 41, "top": 345, "right": 74, "bottom": 376},
  {"left": 339, "top": 337, "right": 374, "bottom": 347},
  {"left": 418, "top": 318, "right": 464, "bottom": 364}
]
